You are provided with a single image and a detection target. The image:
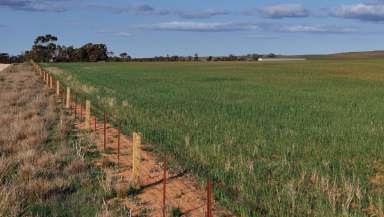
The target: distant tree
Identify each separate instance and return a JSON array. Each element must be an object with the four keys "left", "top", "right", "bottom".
[
  {"left": 0, "top": 53, "right": 10, "bottom": 63},
  {"left": 228, "top": 54, "right": 237, "bottom": 61},
  {"left": 267, "top": 53, "right": 276, "bottom": 58},
  {"left": 31, "top": 34, "right": 58, "bottom": 62},
  {"left": 250, "top": 53, "right": 260, "bottom": 61},
  {"left": 194, "top": 53, "right": 199, "bottom": 61},
  {"left": 207, "top": 56, "right": 213, "bottom": 61},
  {"left": 80, "top": 43, "right": 108, "bottom": 62},
  {"left": 66, "top": 46, "right": 78, "bottom": 61},
  {"left": 120, "top": 52, "right": 128, "bottom": 59},
  {"left": 170, "top": 55, "right": 179, "bottom": 61}
]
